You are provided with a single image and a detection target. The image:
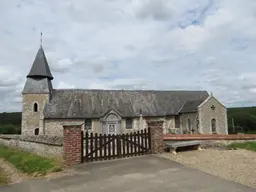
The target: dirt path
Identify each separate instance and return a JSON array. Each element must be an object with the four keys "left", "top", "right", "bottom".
[
  {"left": 160, "top": 148, "right": 256, "bottom": 188},
  {"left": 0, "top": 158, "right": 77, "bottom": 185},
  {"left": 0, "top": 158, "right": 30, "bottom": 184}
]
